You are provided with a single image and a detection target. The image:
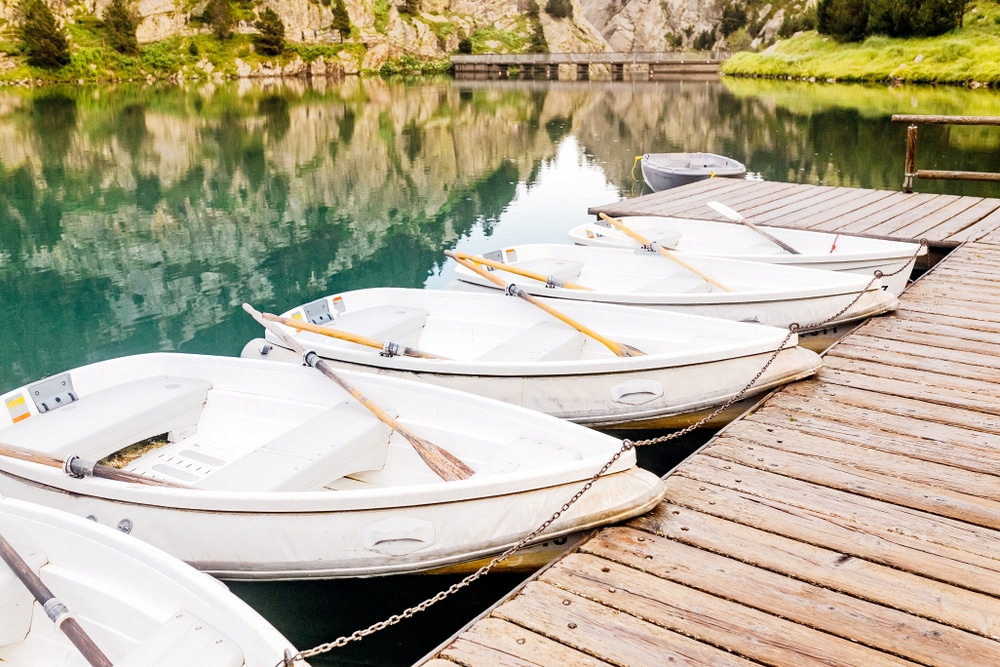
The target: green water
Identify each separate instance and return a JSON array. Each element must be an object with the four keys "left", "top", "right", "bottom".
[{"left": 1, "top": 76, "right": 998, "bottom": 665}]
